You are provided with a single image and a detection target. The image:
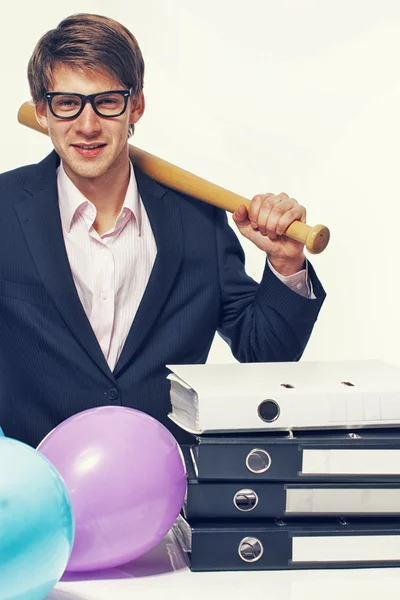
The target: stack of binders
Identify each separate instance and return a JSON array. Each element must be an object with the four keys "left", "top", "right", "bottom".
[{"left": 167, "top": 359, "right": 400, "bottom": 571}]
